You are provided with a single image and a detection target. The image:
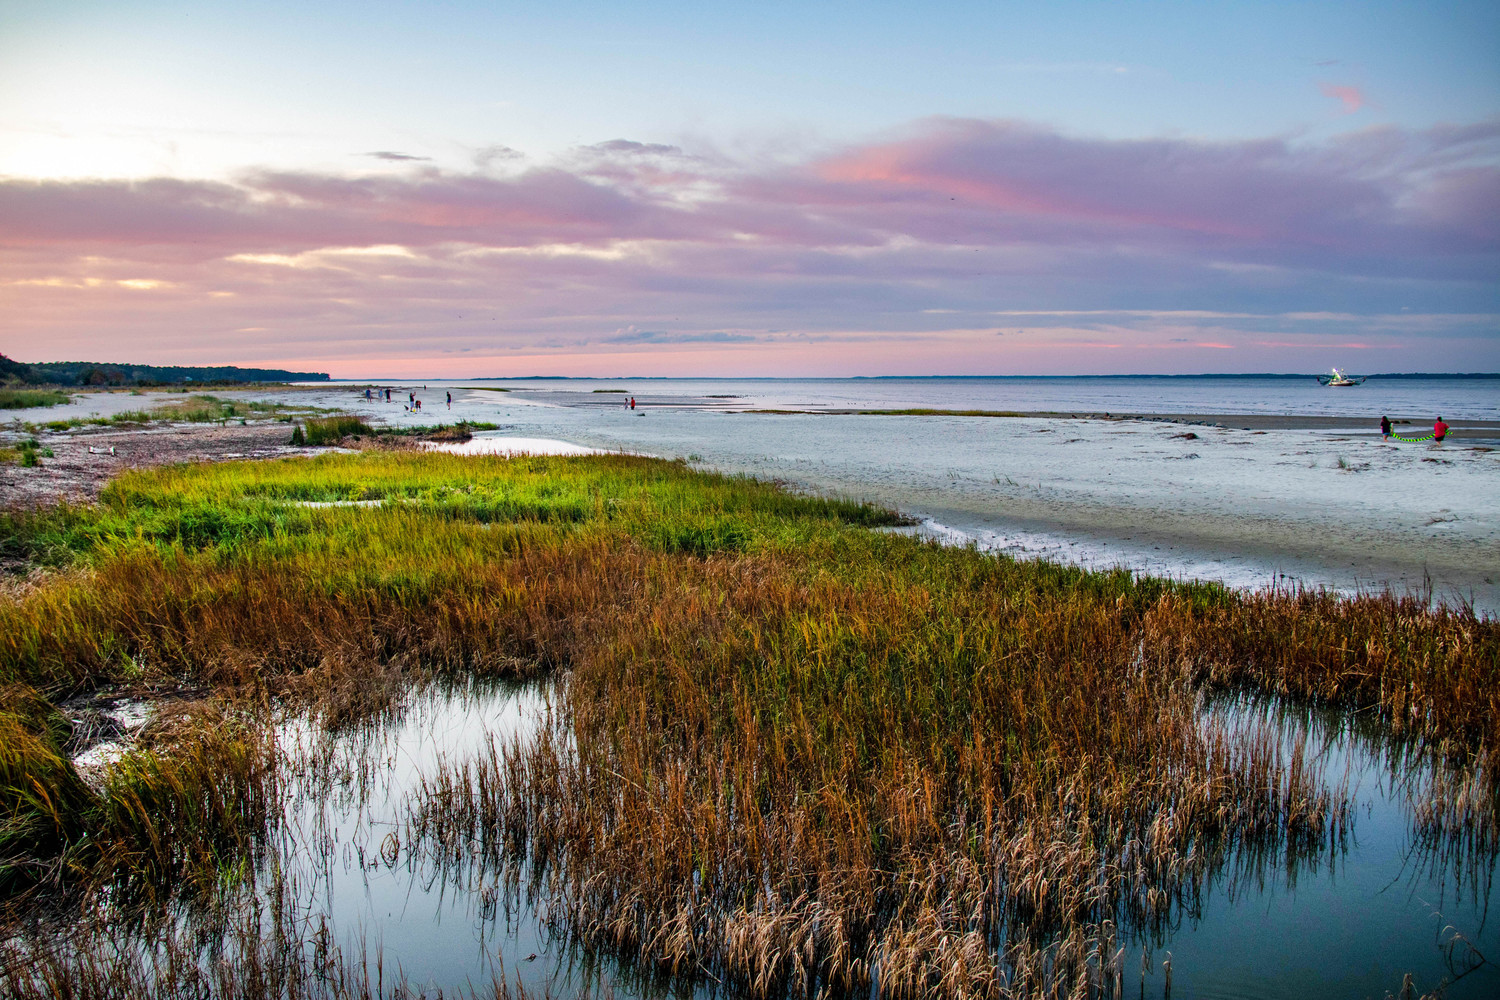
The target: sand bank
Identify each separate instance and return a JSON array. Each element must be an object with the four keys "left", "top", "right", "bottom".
[{"left": 421, "top": 435, "right": 606, "bottom": 457}]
